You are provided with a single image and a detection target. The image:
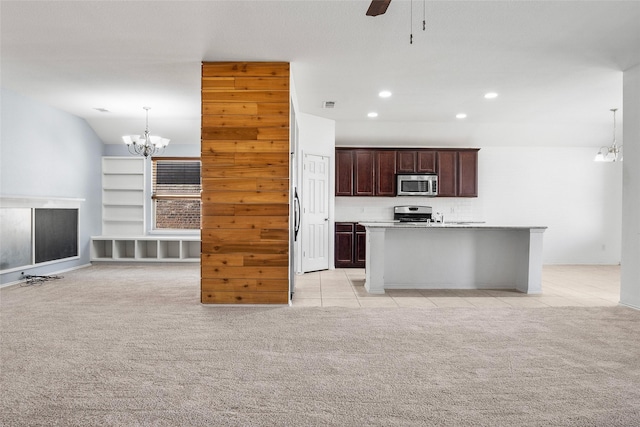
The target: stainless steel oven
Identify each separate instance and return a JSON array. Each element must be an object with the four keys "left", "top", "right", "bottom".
[{"left": 396, "top": 174, "right": 438, "bottom": 196}]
